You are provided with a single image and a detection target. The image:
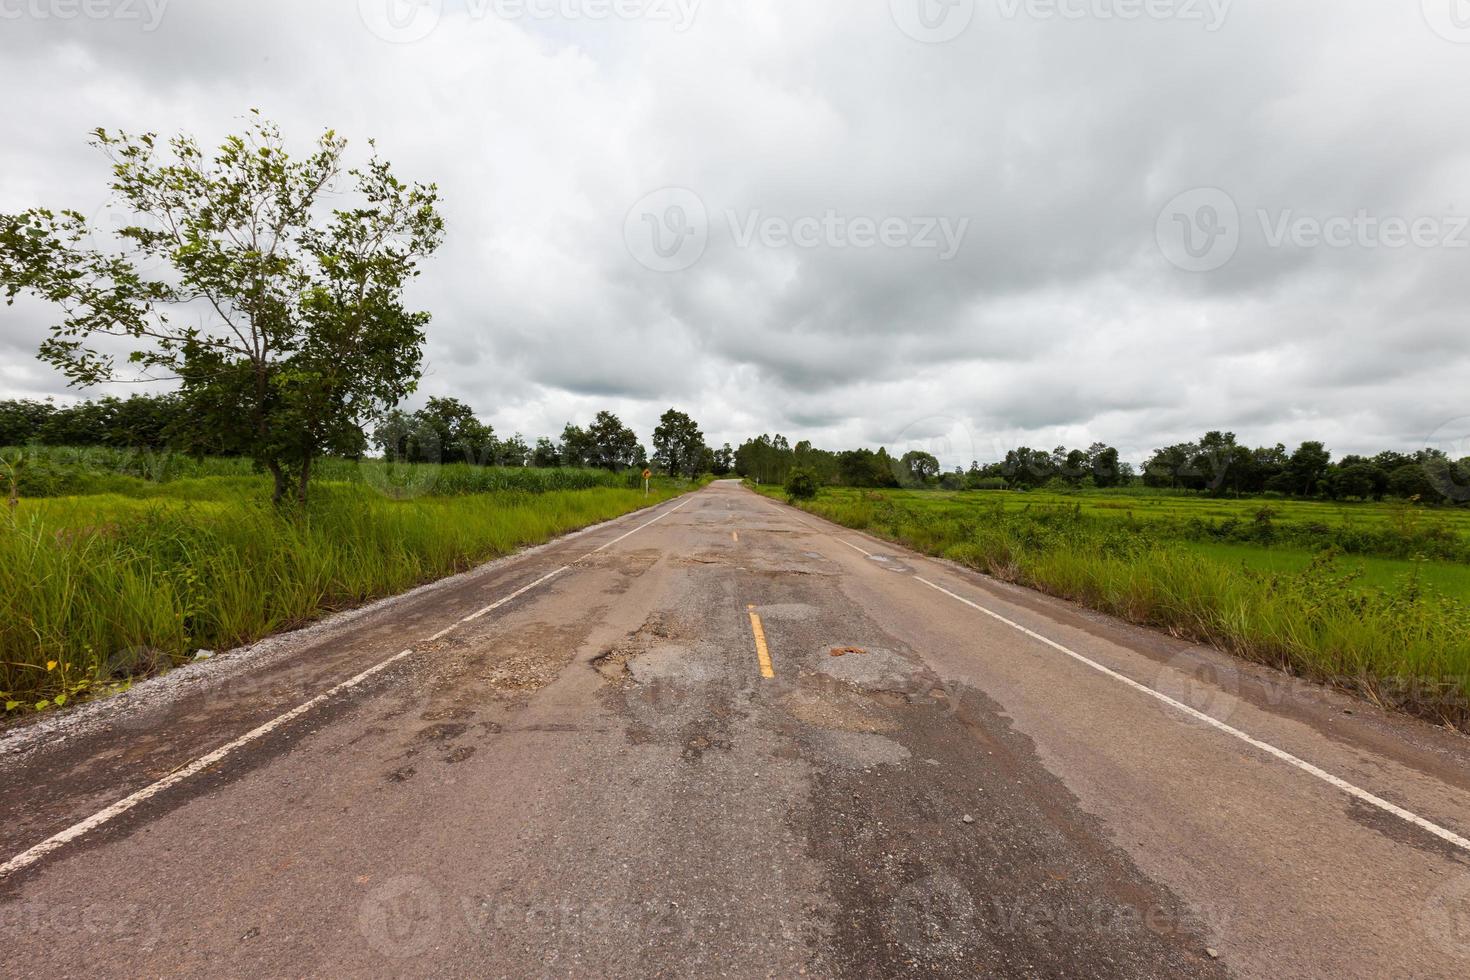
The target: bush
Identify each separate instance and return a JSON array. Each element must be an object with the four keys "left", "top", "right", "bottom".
[{"left": 785, "top": 468, "right": 819, "bottom": 501}]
